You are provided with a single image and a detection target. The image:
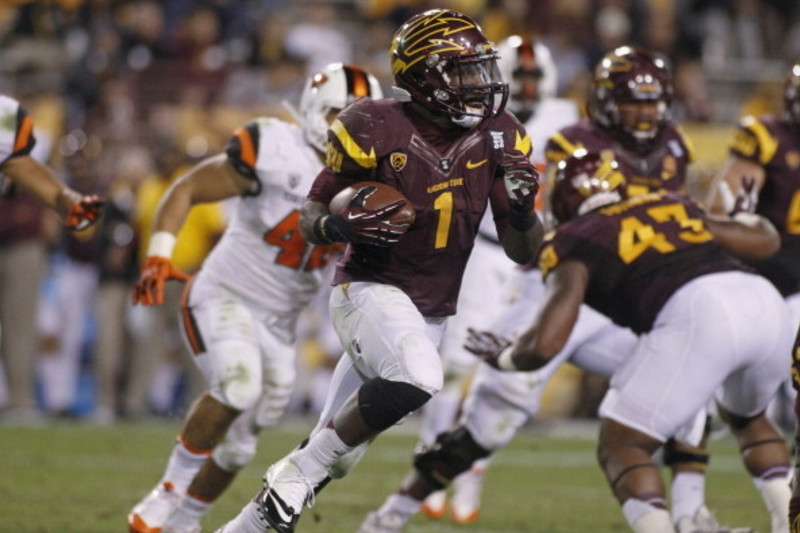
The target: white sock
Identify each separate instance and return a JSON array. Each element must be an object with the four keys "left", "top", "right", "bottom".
[
  {"left": 670, "top": 472, "right": 704, "bottom": 521},
  {"left": 165, "top": 493, "right": 212, "bottom": 527},
  {"left": 754, "top": 476, "right": 791, "bottom": 533},
  {"left": 295, "top": 427, "right": 354, "bottom": 484},
  {"left": 161, "top": 438, "right": 210, "bottom": 493},
  {"left": 378, "top": 493, "right": 422, "bottom": 522},
  {"left": 220, "top": 500, "right": 269, "bottom": 533},
  {"left": 622, "top": 498, "right": 675, "bottom": 533}
]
